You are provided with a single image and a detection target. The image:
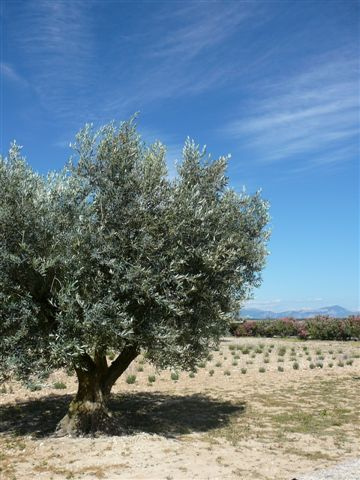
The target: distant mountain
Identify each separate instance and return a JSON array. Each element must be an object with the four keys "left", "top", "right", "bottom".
[{"left": 240, "top": 305, "right": 357, "bottom": 319}]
